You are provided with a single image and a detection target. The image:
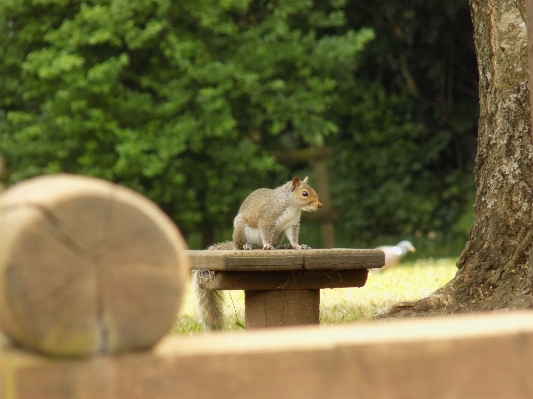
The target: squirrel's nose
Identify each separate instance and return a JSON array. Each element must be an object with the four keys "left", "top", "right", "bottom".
[{"left": 317, "top": 202, "right": 323, "bottom": 208}]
